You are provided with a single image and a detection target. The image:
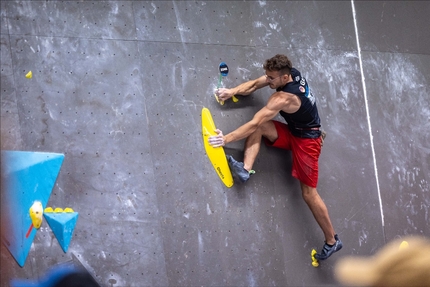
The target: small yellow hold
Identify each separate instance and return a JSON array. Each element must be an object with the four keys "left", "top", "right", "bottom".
[
  {"left": 213, "top": 93, "right": 223, "bottom": 105},
  {"left": 44, "top": 207, "right": 54, "bottom": 213},
  {"left": 25, "top": 71, "right": 32, "bottom": 79},
  {"left": 29, "top": 201, "right": 43, "bottom": 228},
  {"left": 45, "top": 207, "right": 75, "bottom": 213},
  {"left": 311, "top": 249, "right": 319, "bottom": 267},
  {"left": 232, "top": 95, "right": 239, "bottom": 103},
  {"left": 399, "top": 240, "right": 409, "bottom": 250}
]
